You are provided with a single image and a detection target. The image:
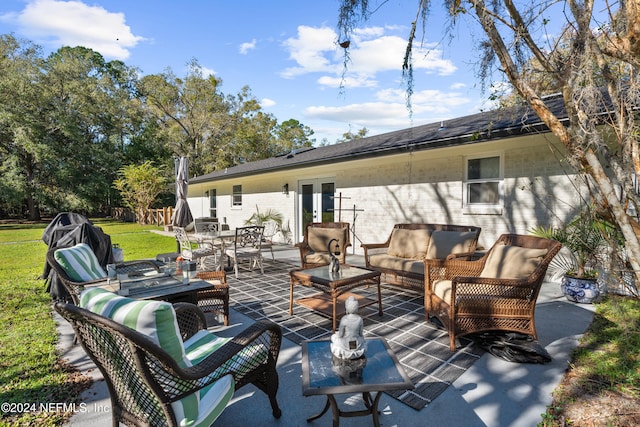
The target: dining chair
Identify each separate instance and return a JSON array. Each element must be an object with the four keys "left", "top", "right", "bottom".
[
  {"left": 261, "top": 220, "right": 278, "bottom": 261},
  {"left": 175, "top": 226, "right": 217, "bottom": 270},
  {"left": 224, "top": 225, "right": 265, "bottom": 278}
]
